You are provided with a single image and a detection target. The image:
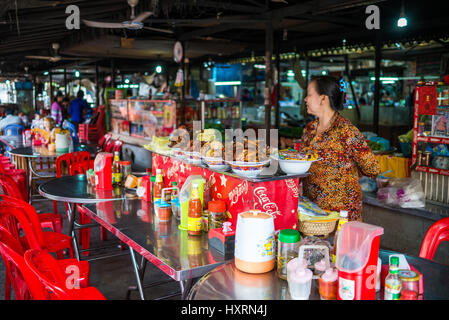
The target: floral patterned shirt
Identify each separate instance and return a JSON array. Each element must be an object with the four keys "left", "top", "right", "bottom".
[{"left": 300, "top": 112, "right": 380, "bottom": 221}]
